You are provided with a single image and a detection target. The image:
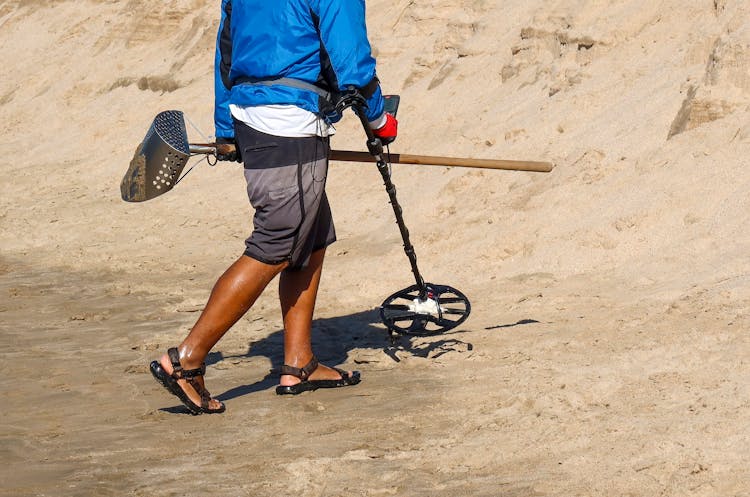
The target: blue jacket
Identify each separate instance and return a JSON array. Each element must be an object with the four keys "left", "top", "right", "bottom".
[{"left": 214, "top": 0, "right": 385, "bottom": 139}]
